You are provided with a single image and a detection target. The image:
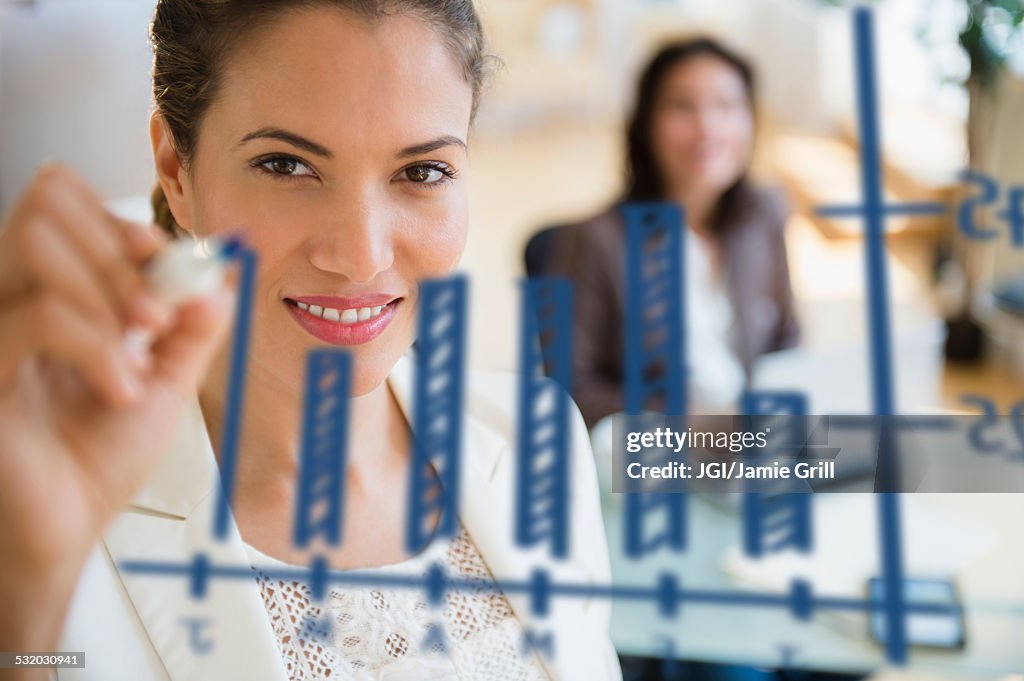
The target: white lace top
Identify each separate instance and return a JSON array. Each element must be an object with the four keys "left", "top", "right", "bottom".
[{"left": 244, "top": 522, "right": 550, "bottom": 681}]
